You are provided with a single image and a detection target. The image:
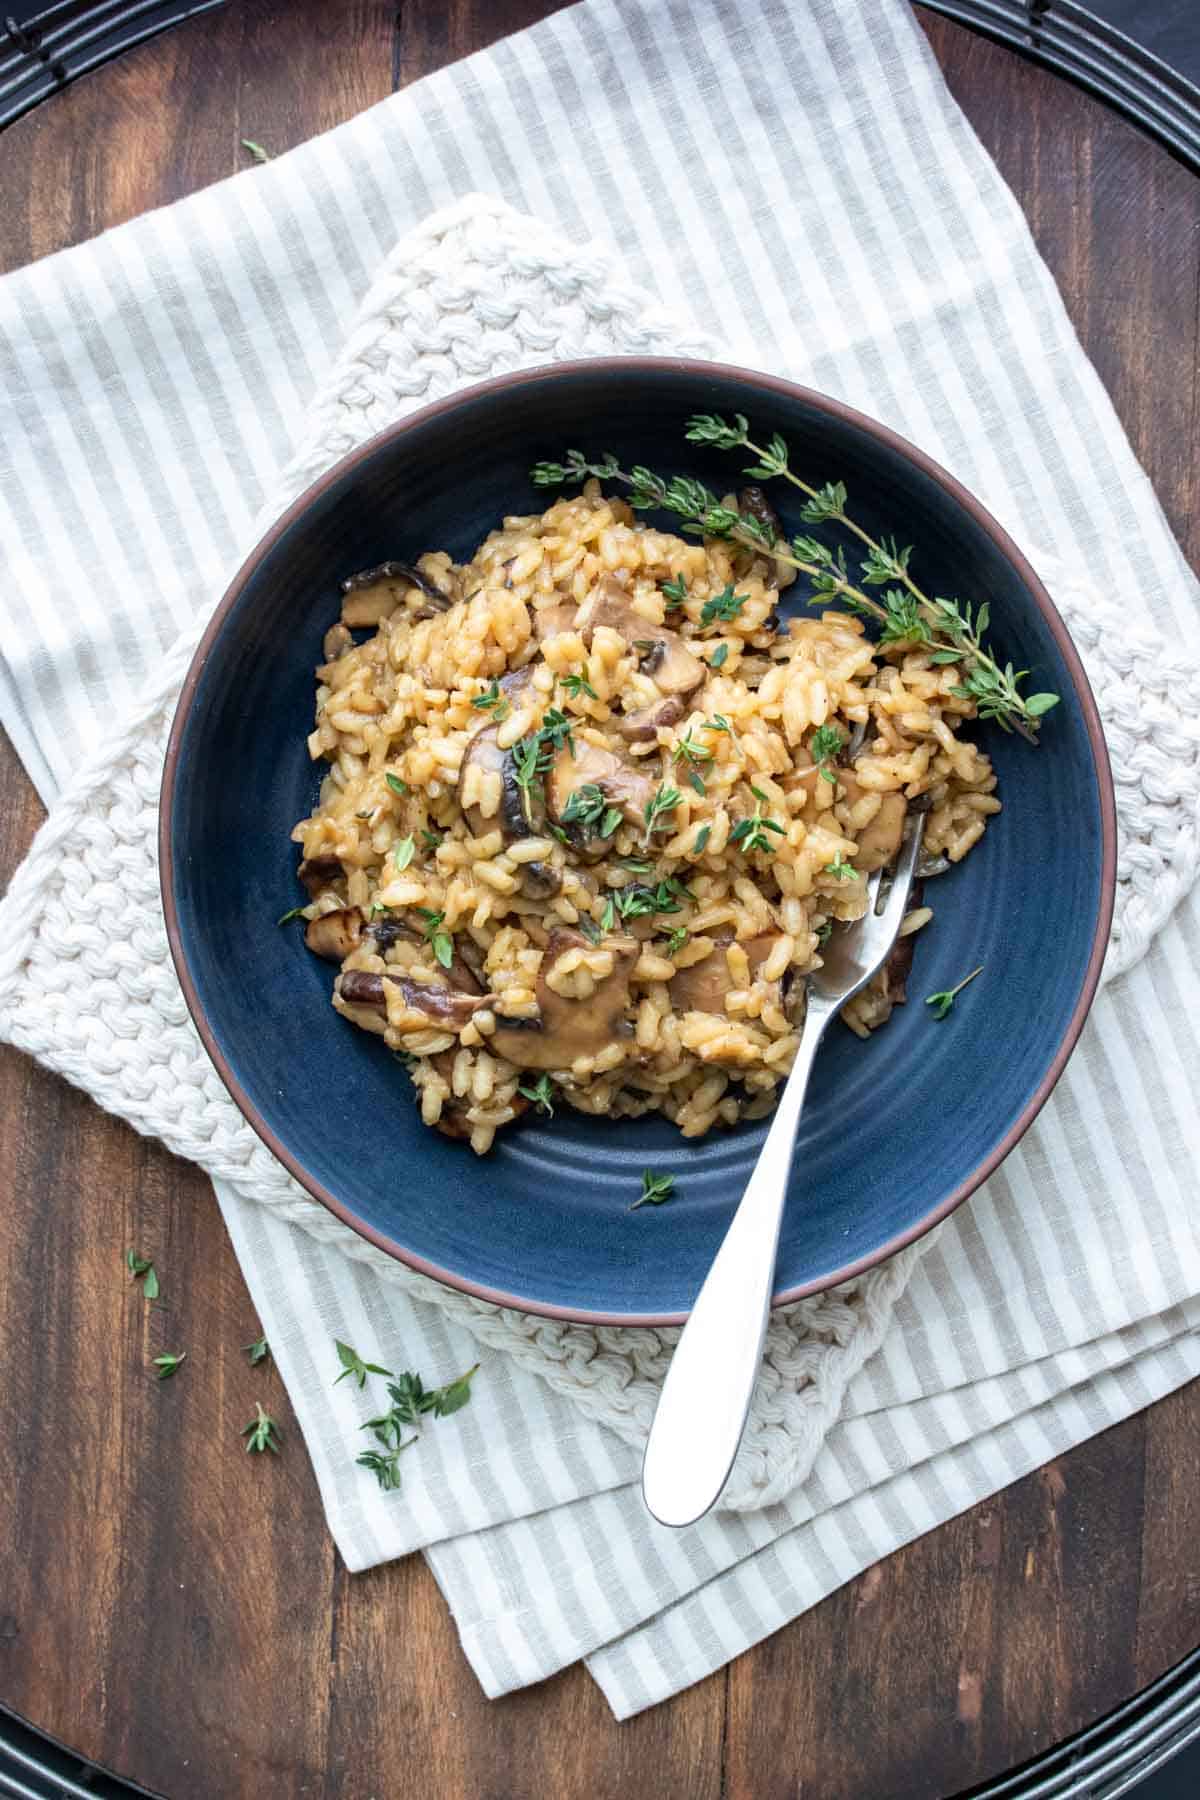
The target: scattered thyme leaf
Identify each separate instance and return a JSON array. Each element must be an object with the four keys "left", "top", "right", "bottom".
[
  {"left": 385, "top": 772, "right": 409, "bottom": 797},
  {"left": 242, "top": 1403, "right": 282, "bottom": 1454},
  {"left": 519, "top": 1074, "right": 555, "bottom": 1117},
  {"left": 699, "top": 584, "right": 748, "bottom": 627},
  {"left": 643, "top": 783, "right": 682, "bottom": 845},
  {"left": 471, "top": 679, "right": 510, "bottom": 721},
  {"left": 333, "top": 1339, "right": 394, "bottom": 1389},
  {"left": 693, "top": 824, "right": 711, "bottom": 854},
  {"left": 631, "top": 1169, "right": 676, "bottom": 1210},
  {"left": 240, "top": 138, "right": 271, "bottom": 163},
  {"left": 730, "top": 788, "right": 786, "bottom": 856},
  {"left": 708, "top": 643, "right": 729, "bottom": 669},
  {"left": 153, "top": 1352, "right": 186, "bottom": 1380},
  {"left": 420, "top": 827, "right": 442, "bottom": 850},
  {"left": 560, "top": 668, "right": 598, "bottom": 701},
  {"left": 925, "top": 965, "right": 984, "bottom": 1020},
  {"left": 661, "top": 573, "right": 689, "bottom": 609},
  {"left": 125, "top": 1251, "right": 159, "bottom": 1301},
  {"left": 664, "top": 926, "right": 689, "bottom": 958},
  {"left": 825, "top": 857, "right": 857, "bottom": 882},
  {"left": 245, "top": 1337, "right": 270, "bottom": 1366},
  {"left": 277, "top": 906, "right": 307, "bottom": 926},
  {"left": 815, "top": 920, "right": 834, "bottom": 944},
  {"left": 393, "top": 834, "right": 415, "bottom": 872}
]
